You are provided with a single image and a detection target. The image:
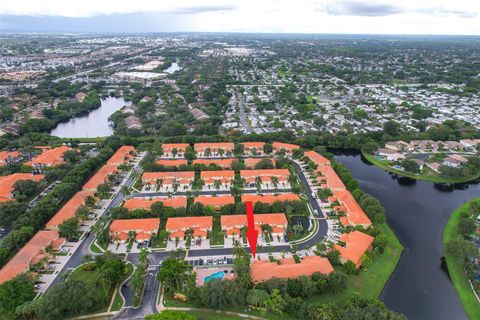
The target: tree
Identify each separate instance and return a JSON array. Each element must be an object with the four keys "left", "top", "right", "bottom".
[
  {"left": 401, "top": 159, "right": 419, "bottom": 173},
  {"left": 130, "top": 267, "right": 144, "bottom": 299},
  {"left": 145, "top": 310, "right": 197, "bottom": 320},
  {"left": 0, "top": 274, "right": 35, "bottom": 320},
  {"left": 234, "top": 143, "right": 244, "bottom": 155},
  {"left": 232, "top": 243, "right": 253, "bottom": 289},
  {"left": 58, "top": 217, "right": 79, "bottom": 240},
  {"left": 363, "top": 142, "right": 379, "bottom": 154},
  {"left": 326, "top": 249, "right": 341, "bottom": 265},
  {"left": 326, "top": 272, "right": 347, "bottom": 294},
  {"left": 383, "top": 121, "right": 401, "bottom": 136},
  {"left": 157, "top": 256, "right": 192, "bottom": 293},
  {"left": 344, "top": 260, "right": 358, "bottom": 274},
  {"left": 254, "top": 158, "right": 275, "bottom": 169},
  {"left": 0, "top": 201, "right": 28, "bottom": 227},
  {"left": 201, "top": 279, "right": 231, "bottom": 310},
  {"left": 292, "top": 223, "right": 303, "bottom": 235},
  {"left": 263, "top": 143, "right": 273, "bottom": 154},
  {"left": 246, "top": 289, "right": 269, "bottom": 308},
  {"left": 13, "top": 179, "right": 40, "bottom": 201},
  {"left": 458, "top": 216, "right": 476, "bottom": 236},
  {"left": 265, "top": 288, "right": 285, "bottom": 314}
]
